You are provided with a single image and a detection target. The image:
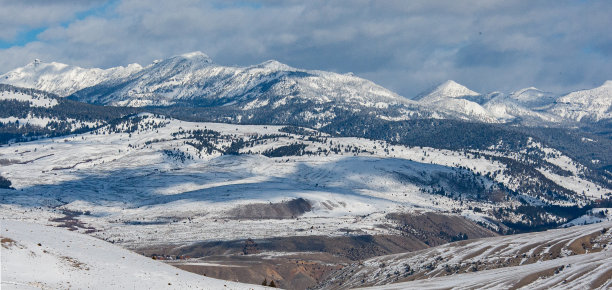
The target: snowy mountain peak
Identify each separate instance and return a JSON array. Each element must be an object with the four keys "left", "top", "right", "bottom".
[
  {"left": 21, "top": 60, "right": 68, "bottom": 72},
  {"left": 433, "top": 80, "right": 480, "bottom": 98},
  {"left": 152, "top": 51, "right": 214, "bottom": 71},
  {"left": 514, "top": 87, "right": 541, "bottom": 95},
  {"left": 125, "top": 63, "right": 143, "bottom": 70},
  {"left": 175, "top": 51, "right": 213, "bottom": 62},
  {"left": 414, "top": 80, "right": 496, "bottom": 122},
  {"left": 254, "top": 60, "right": 295, "bottom": 71},
  {"left": 179, "top": 51, "right": 208, "bottom": 58},
  {"left": 508, "top": 87, "right": 555, "bottom": 104},
  {"left": 61, "top": 52, "right": 410, "bottom": 111},
  {"left": 602, "top": 80, "right": 612, "bottom": 87},
  {"left": 416, "top": 80, "right": 480, "bottom": 102}
]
